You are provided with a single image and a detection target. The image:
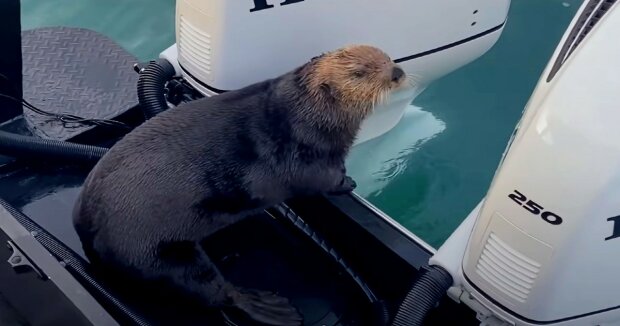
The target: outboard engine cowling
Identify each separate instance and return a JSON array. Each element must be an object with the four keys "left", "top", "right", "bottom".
[
  {"left": 429, "top": 1, "right": 620, "bottom": 325},
  {"left": 165, "top": 0, "right": 510, "bottom": 144}
]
